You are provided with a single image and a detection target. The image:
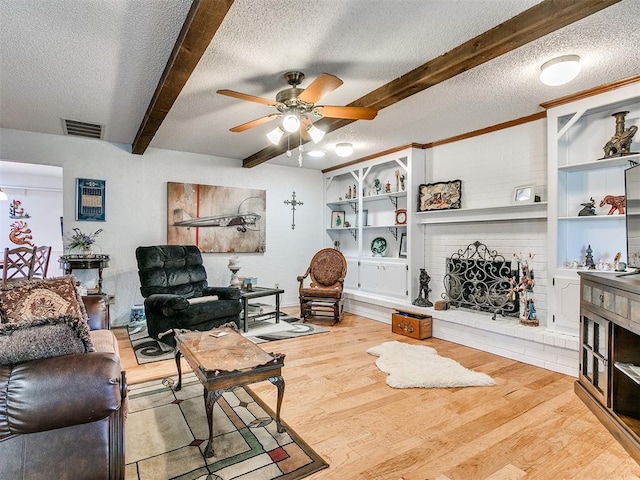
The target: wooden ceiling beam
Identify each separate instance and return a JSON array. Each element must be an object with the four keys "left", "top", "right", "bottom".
[
  {"left": 243, "top": 0, "right": 620, "bottom": 168},
  {"left": 131, "top": 0, "right": 234, "bottom": 155}
]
